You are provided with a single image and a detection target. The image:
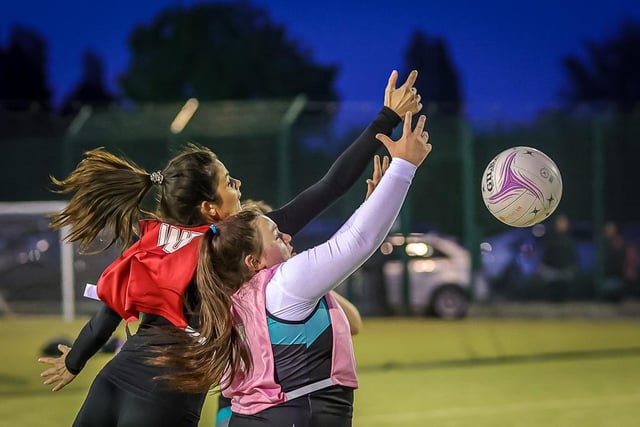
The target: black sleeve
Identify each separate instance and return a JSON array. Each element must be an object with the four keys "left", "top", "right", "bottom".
[
  {"left": 266, "top": 106, "right": 401, "bottom": 235},
  {"left": 65, "top": 304, "right": 122, "bottom": 375}
]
